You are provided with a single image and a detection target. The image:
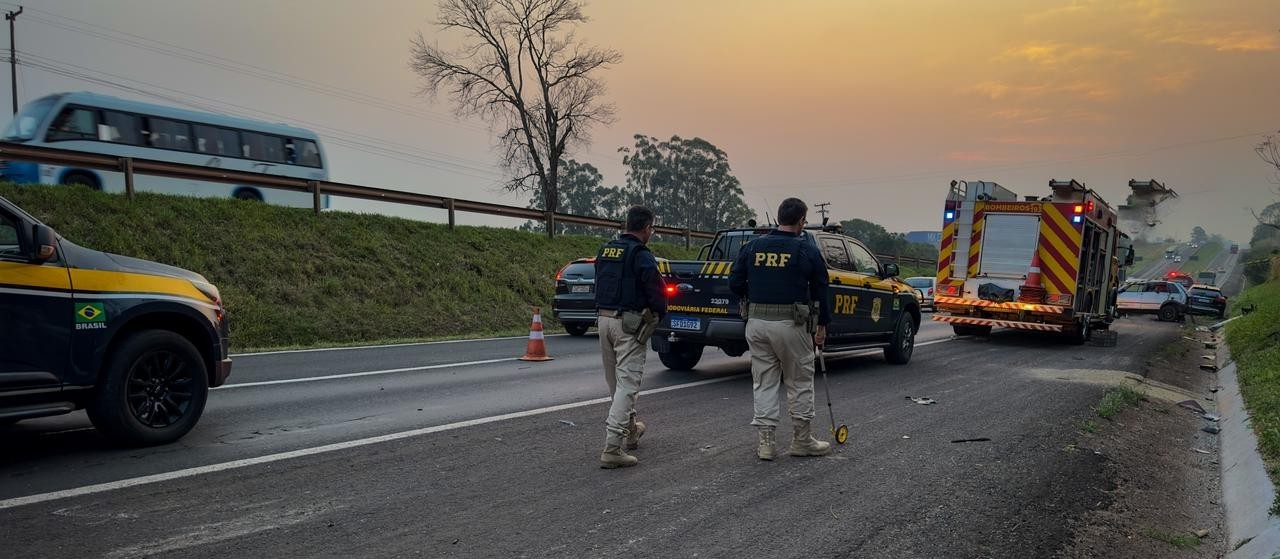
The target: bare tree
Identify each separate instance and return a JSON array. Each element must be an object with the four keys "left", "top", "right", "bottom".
[
  {"left": 1253, "top": 134, "right": 1280, "bottom": 231},
  {"left": 410, "top": 0, "right": 621, "bottom": 218}
]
